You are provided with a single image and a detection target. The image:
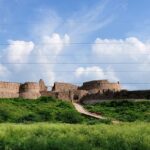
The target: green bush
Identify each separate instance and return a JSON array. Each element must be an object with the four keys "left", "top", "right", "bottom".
[{"left": 56, "top": 110, "right": 83, "bottom": 123}]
